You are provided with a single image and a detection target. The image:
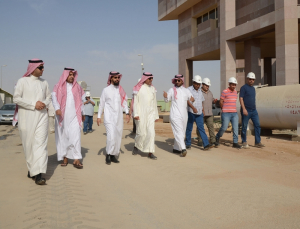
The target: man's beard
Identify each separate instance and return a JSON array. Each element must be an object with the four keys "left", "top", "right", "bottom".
[{"left": 113, "top": 81, "right": 119, "bottom": 86}]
